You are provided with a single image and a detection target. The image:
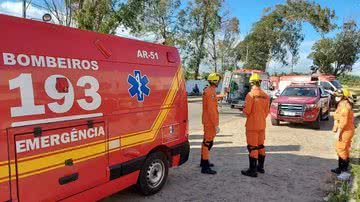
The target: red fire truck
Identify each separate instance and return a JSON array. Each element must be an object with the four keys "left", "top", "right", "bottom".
[{"left": 0, "top": 14, "right": 189, "bottom": 202}]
